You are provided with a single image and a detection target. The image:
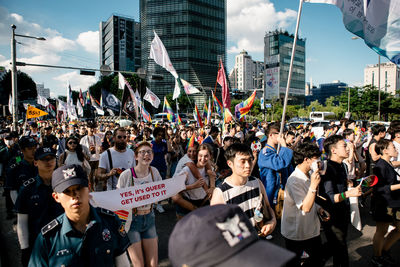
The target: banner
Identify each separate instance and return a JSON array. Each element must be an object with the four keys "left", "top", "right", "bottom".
[
  {"left": 150, "top": 31, "right": 179, "bottom": 79},
  {"left": 305, "top": 0, "right": 400, "bottom": 65},
  {"left": 37, "top": 94, "right": 49, "bottom": 107},
  {"left": 89, "top": 172, "right": 186, "bottom": 211},
  {"left": 76, "top": 98, "right": 83, "bottom": 116},
  {"left": 180, "top": 79, "right": 201, "bottom": 95},
  {"left": 26, "top": 105, "right": 48, "bottom": 119},
  {"left": 217, "top": 59, "right": 231, "bottom": 108}
]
